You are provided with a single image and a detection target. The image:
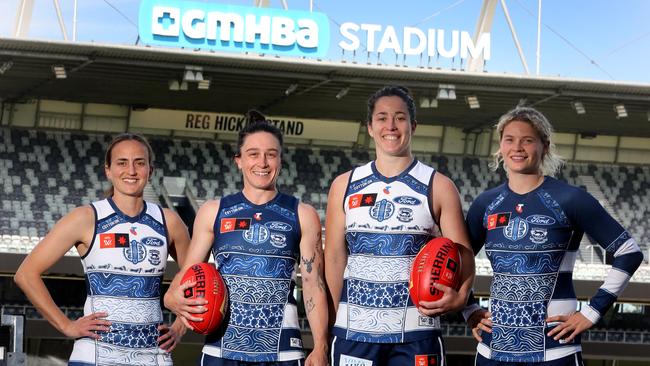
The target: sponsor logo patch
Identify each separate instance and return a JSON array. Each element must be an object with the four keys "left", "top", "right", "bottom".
[
  {"left": 289, "top": 337, "right": 302, "bottom": 348},
  {"left": 99, "top": 233, "right": 129, "bottom": 249},
  {"left": 220, "top": 218, "right": 251, "bottom": 233},
  {"left": 266, "top": 221, "right": 292, "bottom": 231},
  {"left": 393, "top": 195, "right": 422, "bottom": 206},
  {"left": 415, "top": 354, "right": 439, "bottom": 366},
  {"left": 525, "top": 214, "right": 556, "bottom": 226},
  {"left": 487, "top": 213, "right": 510, "bottom": 230},
  {"left": 141, "top": 236, "right": 164, "bottom": 246},
  {"left": 340, "top": 354, "right": 373, "bottom": 366},
  {"left": 349, "top": 193, "right": 378, "bottom": 209}
]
